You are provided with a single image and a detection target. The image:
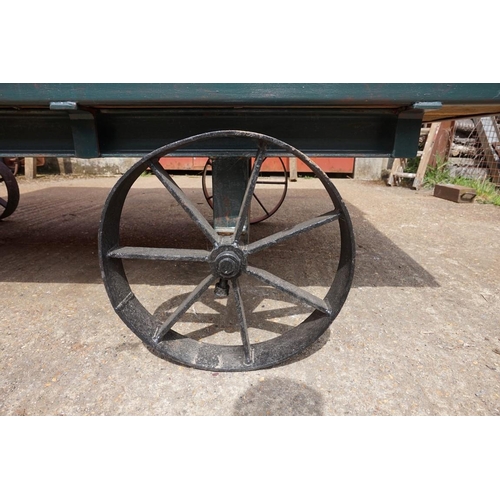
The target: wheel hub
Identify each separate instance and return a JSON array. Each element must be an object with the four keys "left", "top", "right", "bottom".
[
  {"left": 217, "top": 253, "right": 240, "bottom": 278},
  {"left": 210, "top": 246, "right": 246, "bottom": 279}
]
